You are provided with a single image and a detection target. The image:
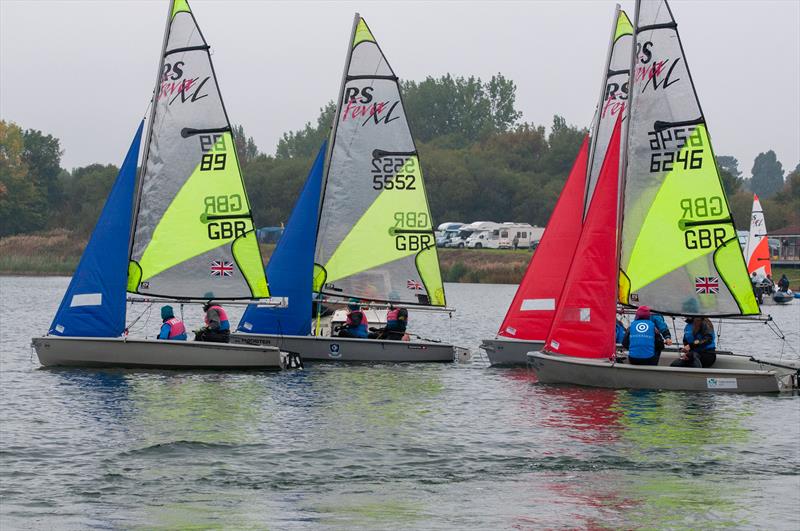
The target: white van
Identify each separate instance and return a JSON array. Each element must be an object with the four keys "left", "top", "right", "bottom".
[{"left": 465, "top": 222, "right": 505, "bottom": 249}]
